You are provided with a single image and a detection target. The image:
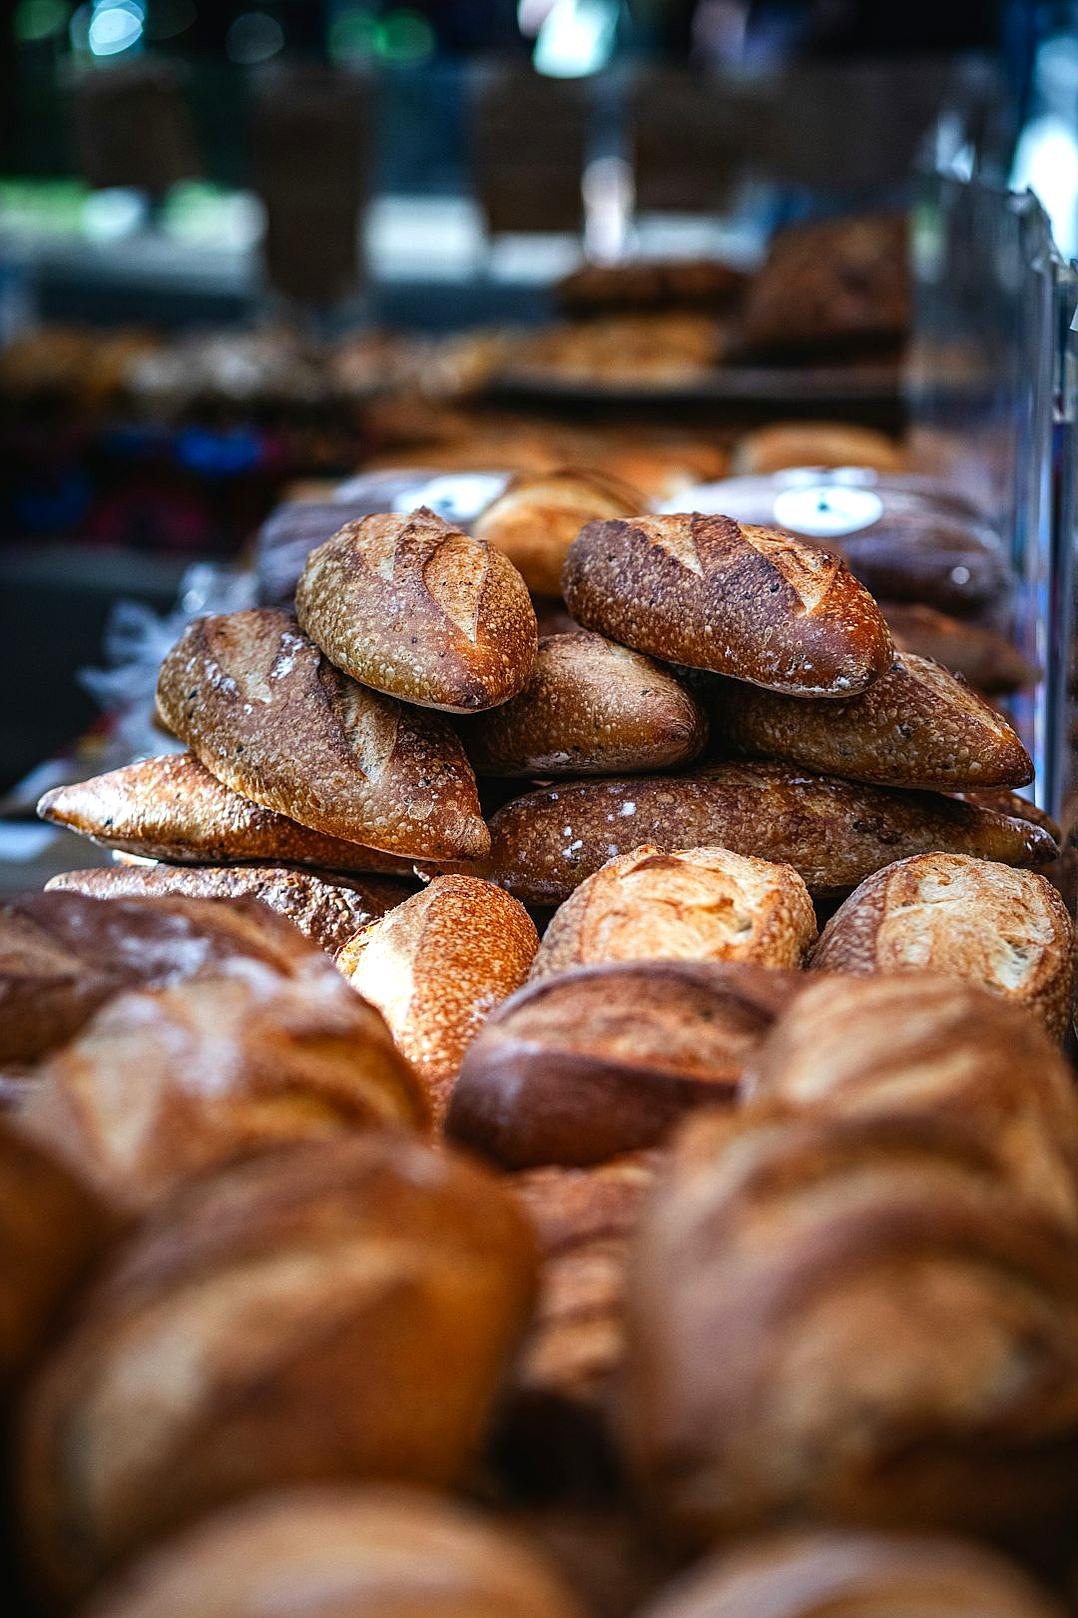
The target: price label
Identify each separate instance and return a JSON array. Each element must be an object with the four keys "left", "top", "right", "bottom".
[{"left": 772, "top": 484, "right": 884, "bottom": 537}]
